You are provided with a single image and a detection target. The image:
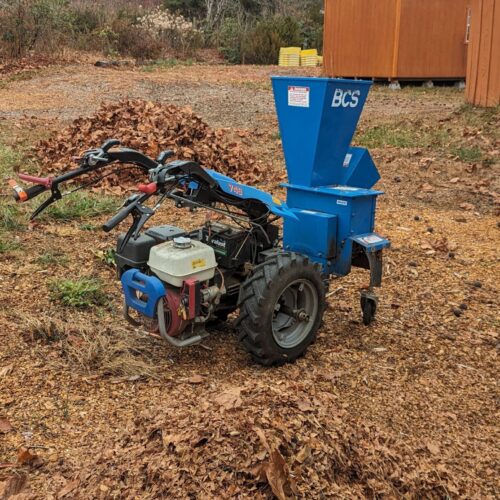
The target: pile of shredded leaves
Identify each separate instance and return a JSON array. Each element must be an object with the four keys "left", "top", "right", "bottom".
[
  {"left": 34, "top": 99, "right": 265, "bottom": 188},
  {"left": 69, "top": 381, "right": 467, "bottom": 498}
]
